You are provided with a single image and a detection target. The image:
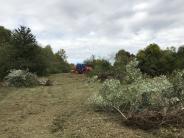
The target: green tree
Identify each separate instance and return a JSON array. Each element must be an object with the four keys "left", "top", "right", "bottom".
[
  {"left": 137, "top": 44, "right": 177, "bottom": 76},
  {"left": 113, "top": 49, "right": 135, "bottom": 81},
  {"left": 40, "top": 45, "right": 55, "bottom": 73},
  {"left": 176, "top": 46, "right": 184, "bottom": 69},
  {"left": 161, "top": 47, "right": 177, "bottom": 73},
  {"left": 0, "top": 26, "right": 12, "bottom": 79},
  {"left": 137, "top": 43, "right": 163, "bottom": 76},
  {"left": 114, "top": 49, "right": 134, "bottom": 65},
  {"left": 0, "top": 26, "right": 71, "bottom": 79},
  {"left": 0, "top": 26, "right": 11, "bottom": 46},
  {"left": 84, "top": 56, "right": 112, "bottom": 80},
  {"left": 56, "top": 49, "right": 67, "bottom": 62},
  {"left": 10, "top": 26, "right": 47, "bottom": 75},
  {"left": 0, "top": 44, "right": 13, "bottom": 79},
  {"left": 54, "top": 49, "right": 70, "bottom": 73}
]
